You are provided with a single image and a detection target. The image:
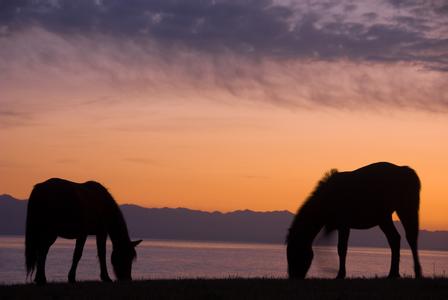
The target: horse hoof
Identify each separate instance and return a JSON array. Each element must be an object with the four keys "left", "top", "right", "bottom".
[
  {"left": 101, "top": 276, "right": 113, "bottom": 282},
  {"left": 387, "top": 274, "right": 400, "bottom": 279}
]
